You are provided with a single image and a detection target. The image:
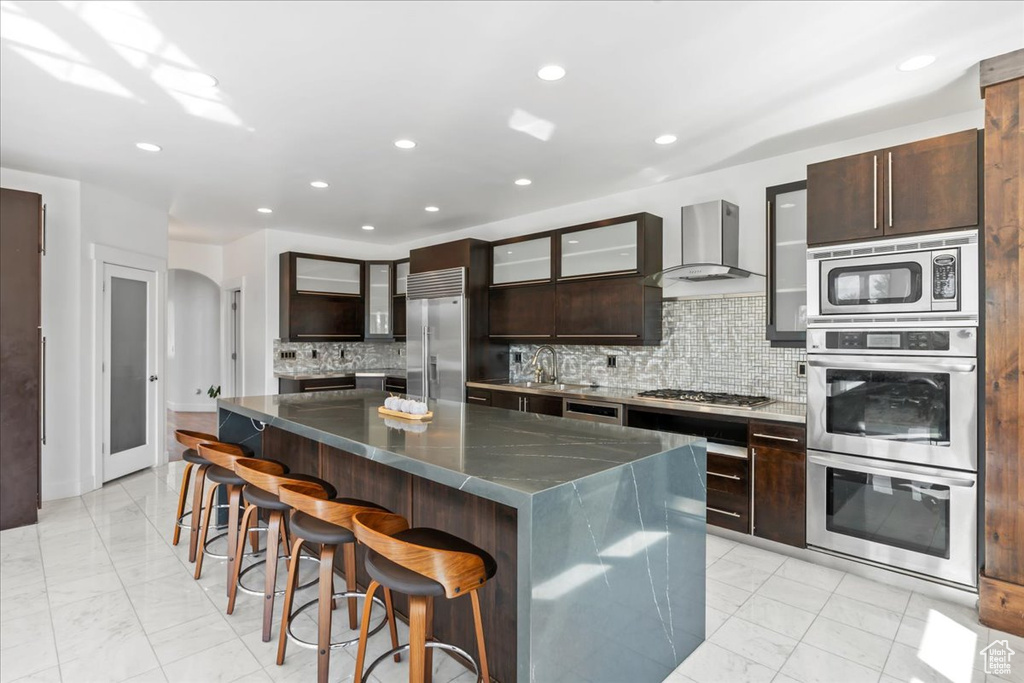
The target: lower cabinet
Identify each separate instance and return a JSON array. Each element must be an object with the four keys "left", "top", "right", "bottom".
[
  {"left": 488, "top": 389, "right": 562, "bottom": 416},
  {"left": 278, "top": 376, "right": 357, "bottom": 394},
  {"left": 355, "top": 376, "right": 384, "bottom": 390},
  {"left": 466, "top": 387, "right": 492, "bottom": 406},
  {"left": 750, "top": 421, "right": 806, "bottom": 548},
  {"left": 707, "top": 452, "right": 750, "bottom": 534},
  {"left": 384, "top": 376, "right": 407, "bottom": 393}
]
